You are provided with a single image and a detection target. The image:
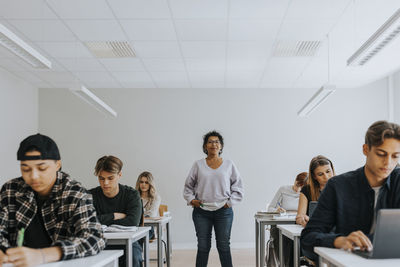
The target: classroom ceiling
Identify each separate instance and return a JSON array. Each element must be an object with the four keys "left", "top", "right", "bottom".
[{"left": 0, "top": 0, "right": 400, "bottom": 89}]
